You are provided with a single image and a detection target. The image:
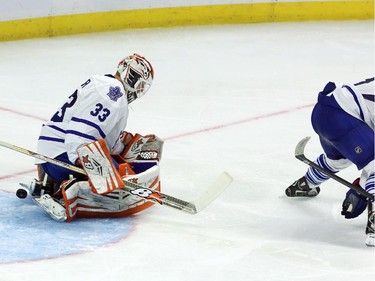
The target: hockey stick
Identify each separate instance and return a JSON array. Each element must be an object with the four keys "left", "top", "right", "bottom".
[
  {"left": 0, "top": 140, "right": 233, "bottom": 214},
  {"left": 295, "top": 136, "right": 374, "bottom": 200}
]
